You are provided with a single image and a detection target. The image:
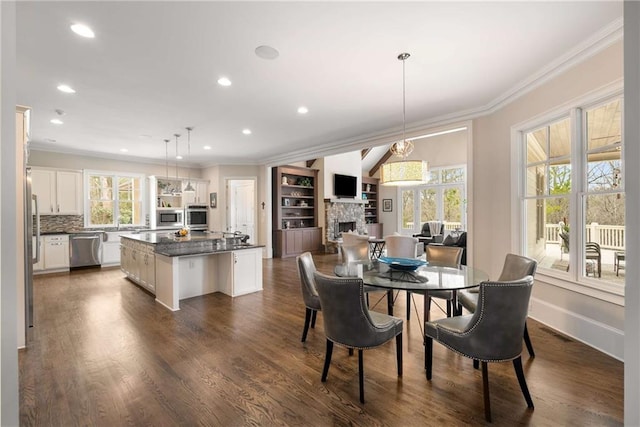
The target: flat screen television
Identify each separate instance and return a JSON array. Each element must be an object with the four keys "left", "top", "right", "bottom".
[{"left": 334, "top": 174, "right": 357, "bottom": 198}]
